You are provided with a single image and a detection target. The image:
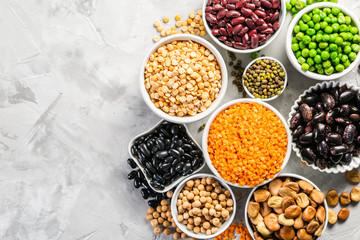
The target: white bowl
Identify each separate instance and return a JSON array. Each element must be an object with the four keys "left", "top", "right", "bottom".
[
  {"left": 202, "top": 0, "right": 286, "bottom": 53},
  {"left": 139, "top": 34, "right": 228, "bottom": 124},
  {"left": 285, "top": 2, "right": 360, "bottom": 80},
  {"left": 170, "top": 173, "right": 236, "bottom": 239},
  {"left": 244, "top": 173, "right": 328, "bottom": 239},
  {"left": 202, "top": 98, "right": 292, "bottom": 188},
  {"left": 128, "top": 120, "right": 205, "bottom": 193},
  {"left": 288, "top": 81, "right": 360, "bottom": 173},
  {"left": 242, "top": 56, "right": 288, "bottom": 101}
]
